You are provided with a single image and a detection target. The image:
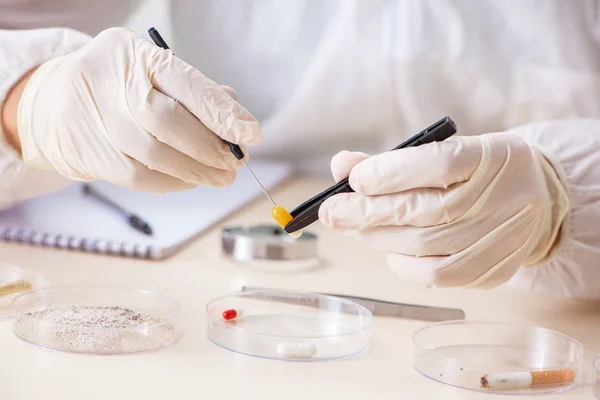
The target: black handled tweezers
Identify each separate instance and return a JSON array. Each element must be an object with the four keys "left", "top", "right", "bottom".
[{"left": 284, "top": 116, "right": 457, "bottom": 233}]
